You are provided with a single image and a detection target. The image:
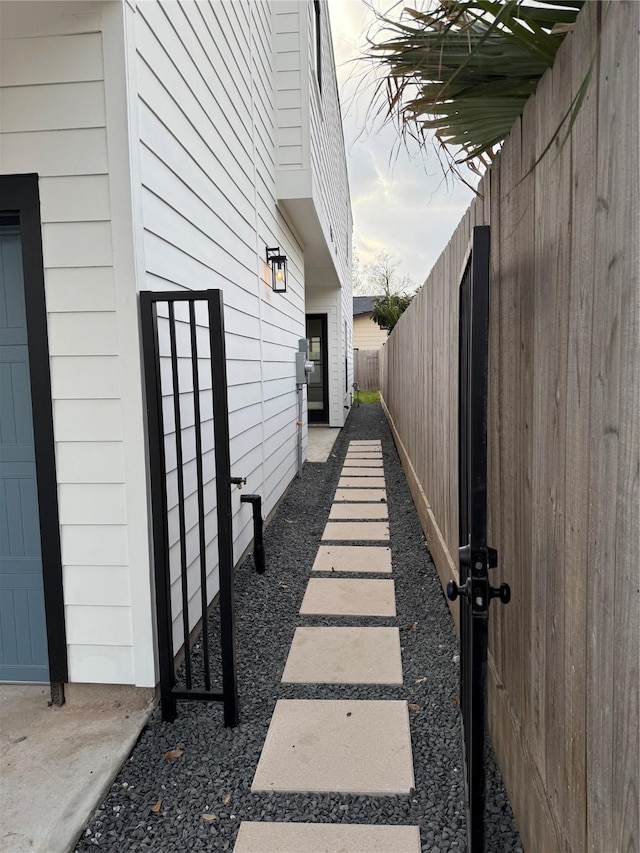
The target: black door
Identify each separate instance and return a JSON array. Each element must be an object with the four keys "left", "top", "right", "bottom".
[
  {"left": 447, "top": 225, "right": 510, "bottom": 851},
  {"left": 306, "top": 314, "right": 329, "bottom": 423}
]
